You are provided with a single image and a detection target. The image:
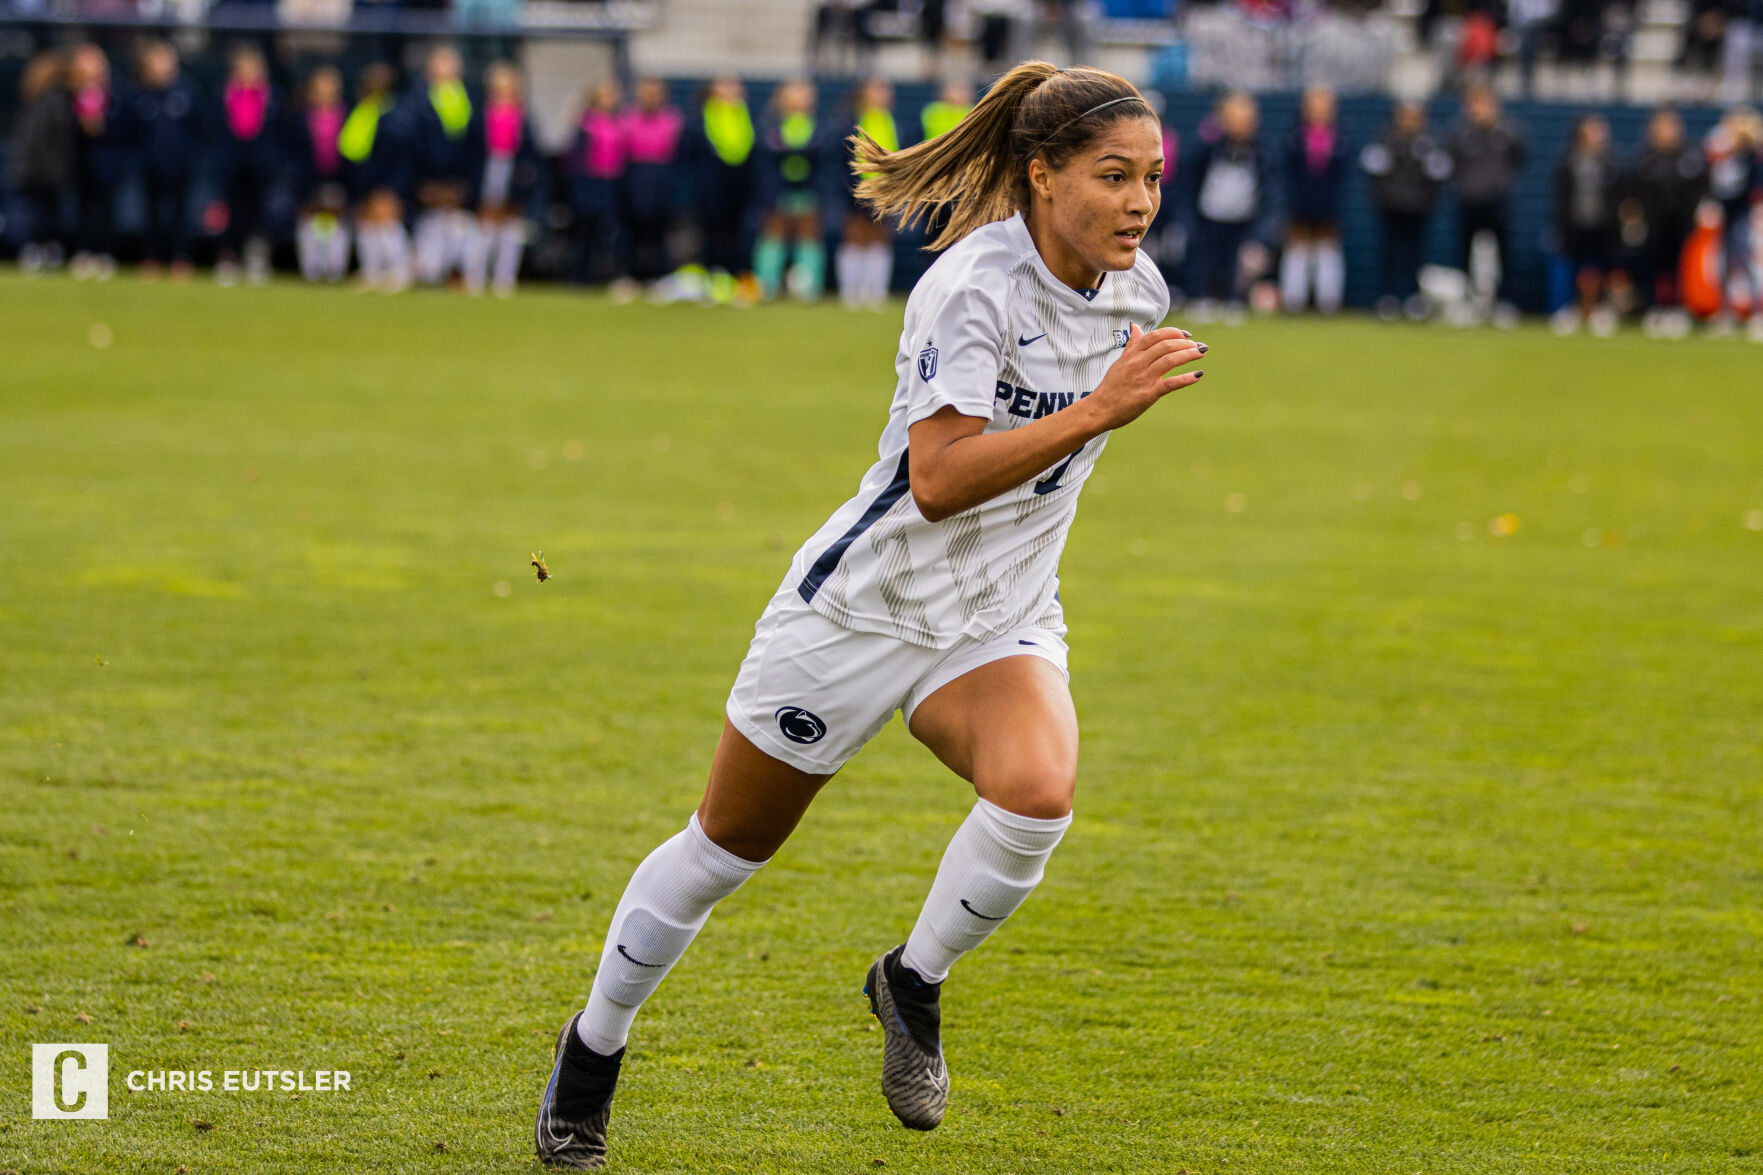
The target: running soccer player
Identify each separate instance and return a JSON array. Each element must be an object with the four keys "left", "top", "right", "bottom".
[{"left": 536, "top": 61, "right": 1205, "bottom": 1170}]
